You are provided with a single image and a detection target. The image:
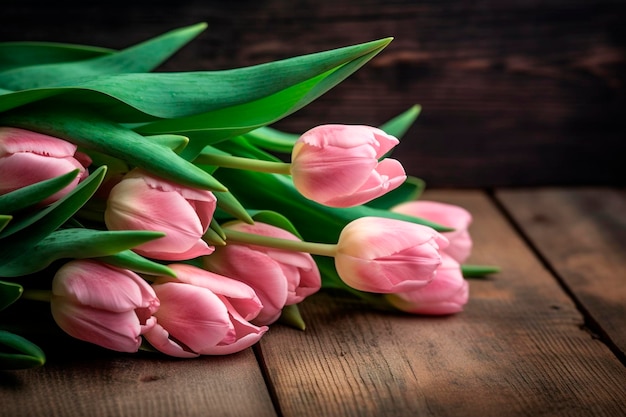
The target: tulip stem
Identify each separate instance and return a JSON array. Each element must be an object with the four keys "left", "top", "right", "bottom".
[
  {"left": 223, "top": 229, "right": 338, "bottom": 258},
  {"left": 21, "top": 289, "right": 52, "bottom": 302},
  {"left": 195, "top": 153, "right": 292, "bottom": 175}
]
